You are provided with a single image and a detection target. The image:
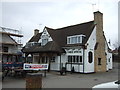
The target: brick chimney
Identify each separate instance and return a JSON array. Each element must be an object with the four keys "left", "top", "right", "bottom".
[
  {"left": 94, "top": 11, "right": 107, "bottom": 72},
  {"left": 34, "top": 29, "right": 39, "bottom": 36},
  {"left": 94, "top": 11, "right": 103, "bottom": 37}
]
